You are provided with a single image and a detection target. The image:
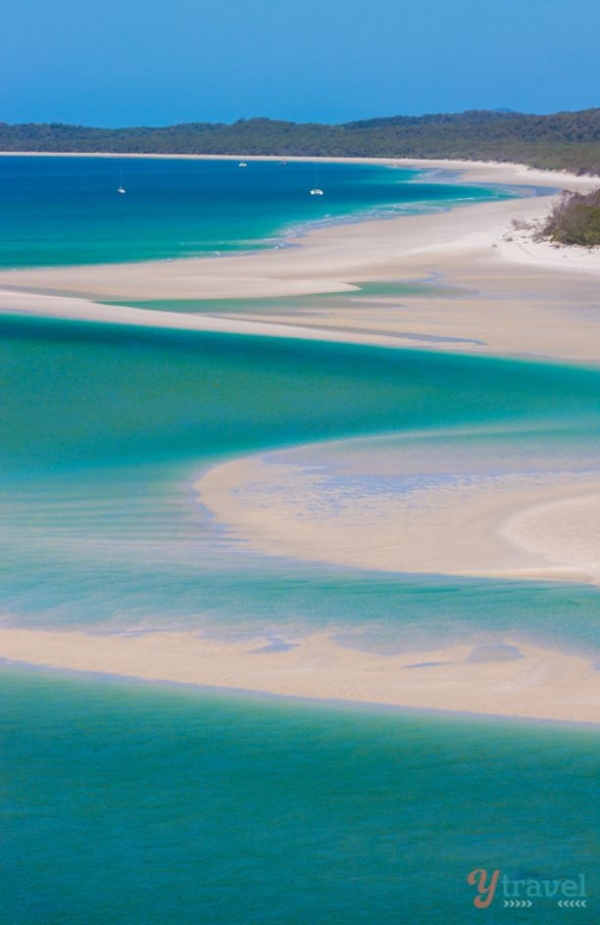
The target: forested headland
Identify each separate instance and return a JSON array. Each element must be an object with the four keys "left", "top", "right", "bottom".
[{"left": 1, "top": 109, "right": 599, "bottom": 175}]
